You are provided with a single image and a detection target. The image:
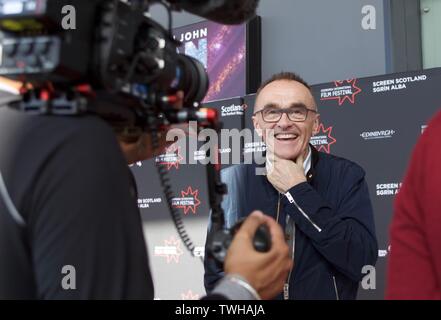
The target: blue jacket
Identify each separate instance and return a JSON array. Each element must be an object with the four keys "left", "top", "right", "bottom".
[{"left": 204, "top": 146, "right": 378, "bottom": 300}]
